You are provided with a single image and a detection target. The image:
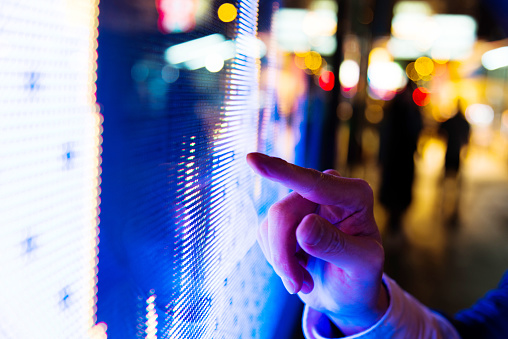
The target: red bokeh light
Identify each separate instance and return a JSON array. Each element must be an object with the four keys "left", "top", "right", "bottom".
[
  {"left": 319, "top": 71, "right": 335, "bottom": 91},
  {"left": 413, "top": 87, "right": 430, "bottom": 106},
  {"left": 342, "top": 86, "right": 357, "bottom": 98}
]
